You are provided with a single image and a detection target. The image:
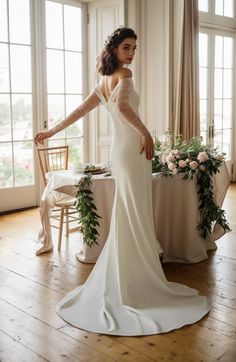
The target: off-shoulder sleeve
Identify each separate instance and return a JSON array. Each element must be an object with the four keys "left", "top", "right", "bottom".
[
  {"left": 50, "top": 89, "right": 101, "bottom": 136},
  {"left": 116, "top": 78, "right": 150, "bottom": 137}
]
